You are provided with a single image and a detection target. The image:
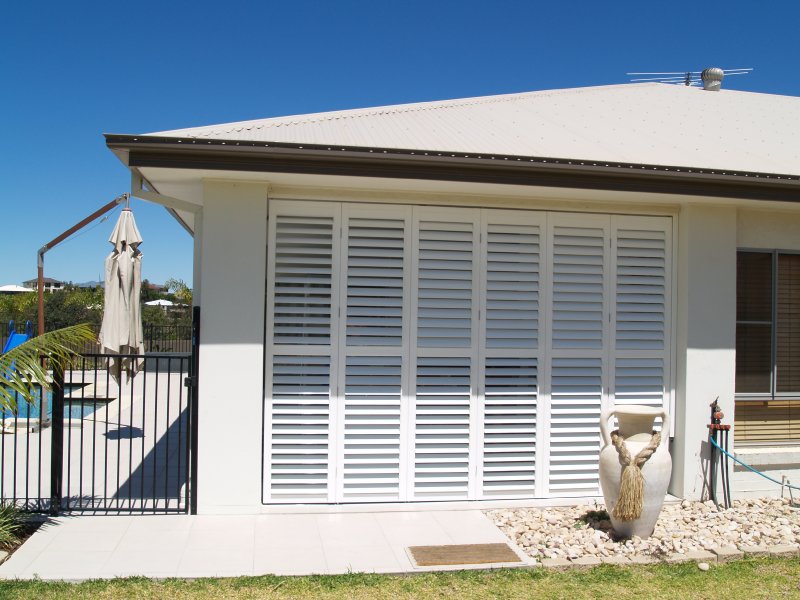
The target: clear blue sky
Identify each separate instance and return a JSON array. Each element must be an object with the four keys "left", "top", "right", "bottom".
[{"left": 2, "top": 1, "right": 798, "bottom": 288}]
